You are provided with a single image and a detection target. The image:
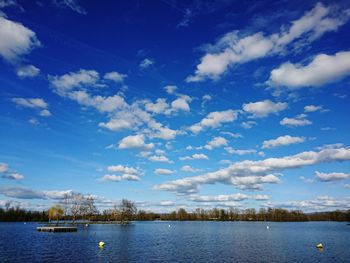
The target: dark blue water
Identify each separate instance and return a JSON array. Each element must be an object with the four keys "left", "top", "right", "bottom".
[{"left": 0, "top": 221, "right": 349, "bottom": 262}]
